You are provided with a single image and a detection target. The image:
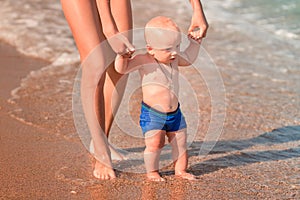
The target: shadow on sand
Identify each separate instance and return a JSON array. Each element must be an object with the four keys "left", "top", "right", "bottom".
[
  {"left": 188, "top": 125, "right": 300, "bottom": 176},
  {"left": 114, "top": 126, "right": 300, "bottom": 175}
]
